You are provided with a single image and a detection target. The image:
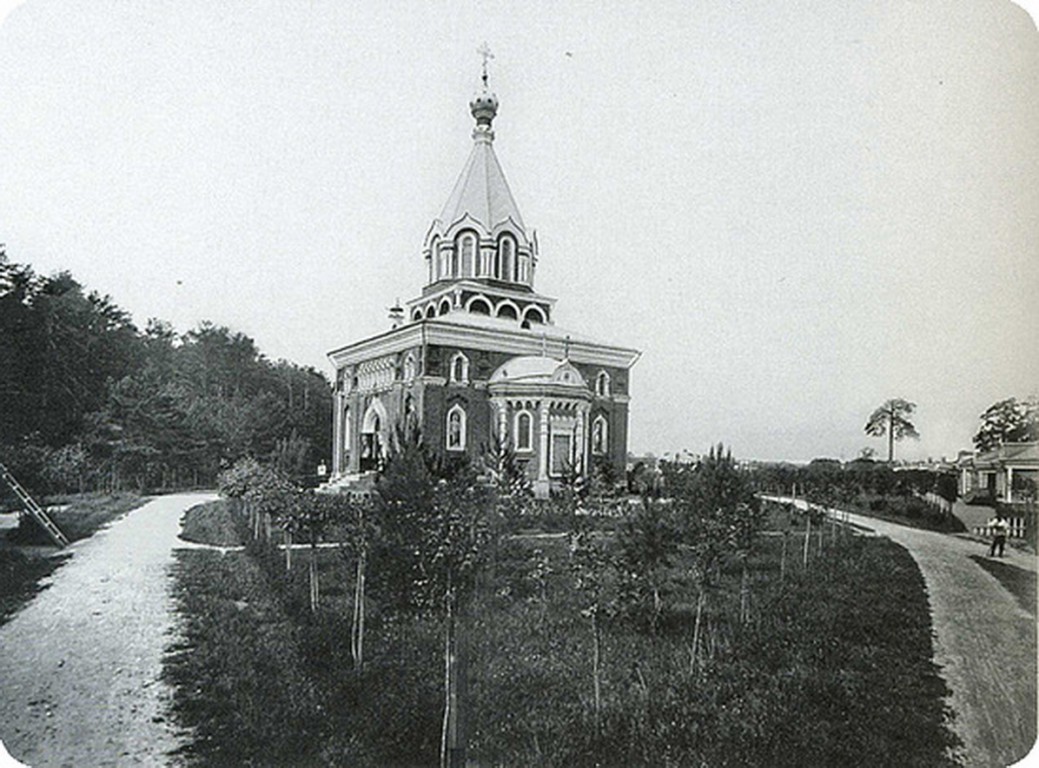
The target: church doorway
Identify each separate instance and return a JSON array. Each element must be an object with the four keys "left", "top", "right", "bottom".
[{"left": 360, "top": 399, "right": 388, "bottom": 472}]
